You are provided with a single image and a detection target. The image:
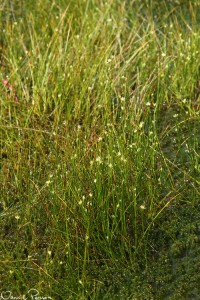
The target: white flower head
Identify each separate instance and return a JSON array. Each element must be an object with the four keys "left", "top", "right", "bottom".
[
  {"left": 140, "top": 205, "right": 146, "bottom": 210},
  {"left": 96, "top": 156, "right": 102, "bottom": 163},
  {"left": 139, "top": 121, "right": 144, "bottom": 128}
]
